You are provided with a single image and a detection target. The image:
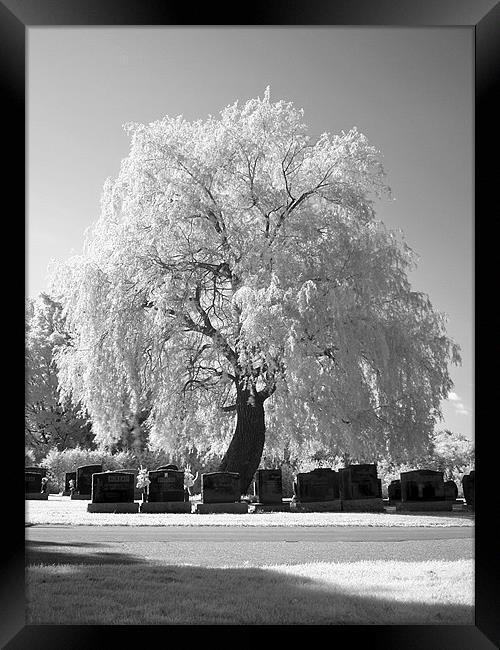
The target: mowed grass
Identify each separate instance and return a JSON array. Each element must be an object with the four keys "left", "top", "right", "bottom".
[
  {"left": 26, "top": 559, "right": 474, "bottom": 625},
  {"left": 26, "top": 496, "right": 474, "bottom": 527}
]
